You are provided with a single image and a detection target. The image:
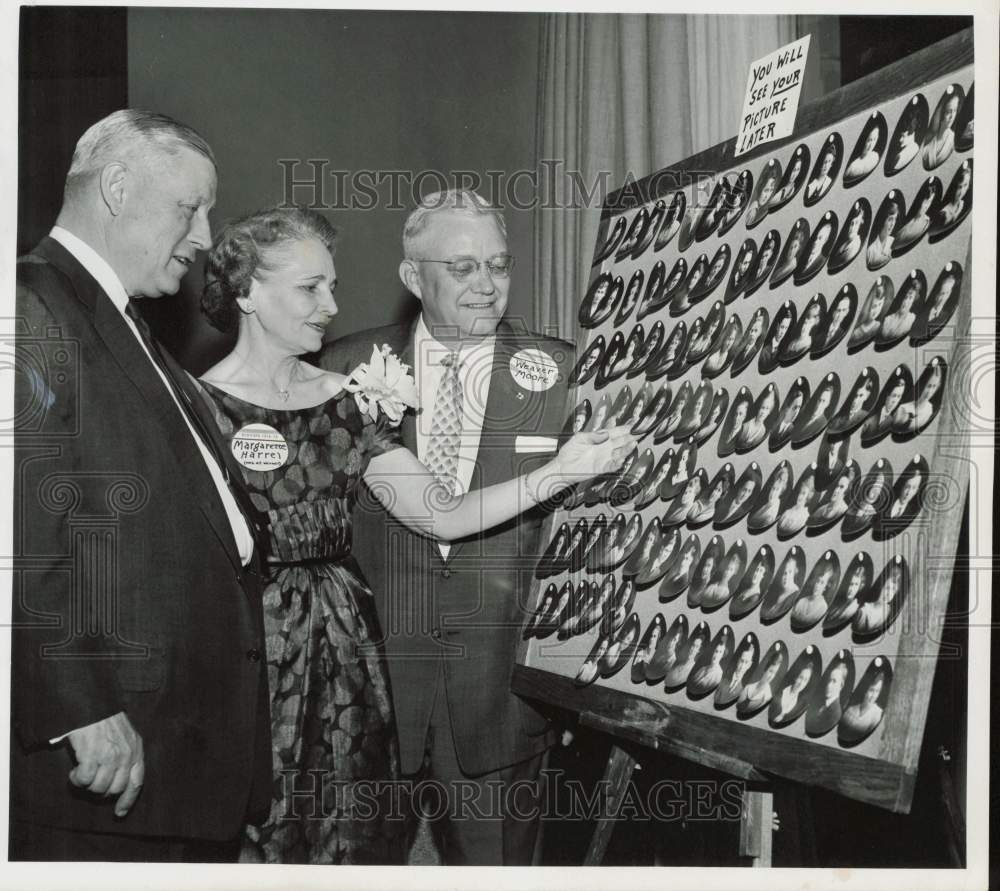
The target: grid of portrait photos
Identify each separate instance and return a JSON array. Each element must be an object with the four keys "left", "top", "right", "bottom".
[{"left": 520, "top": 69, "right": 972, "bottom": 762}]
